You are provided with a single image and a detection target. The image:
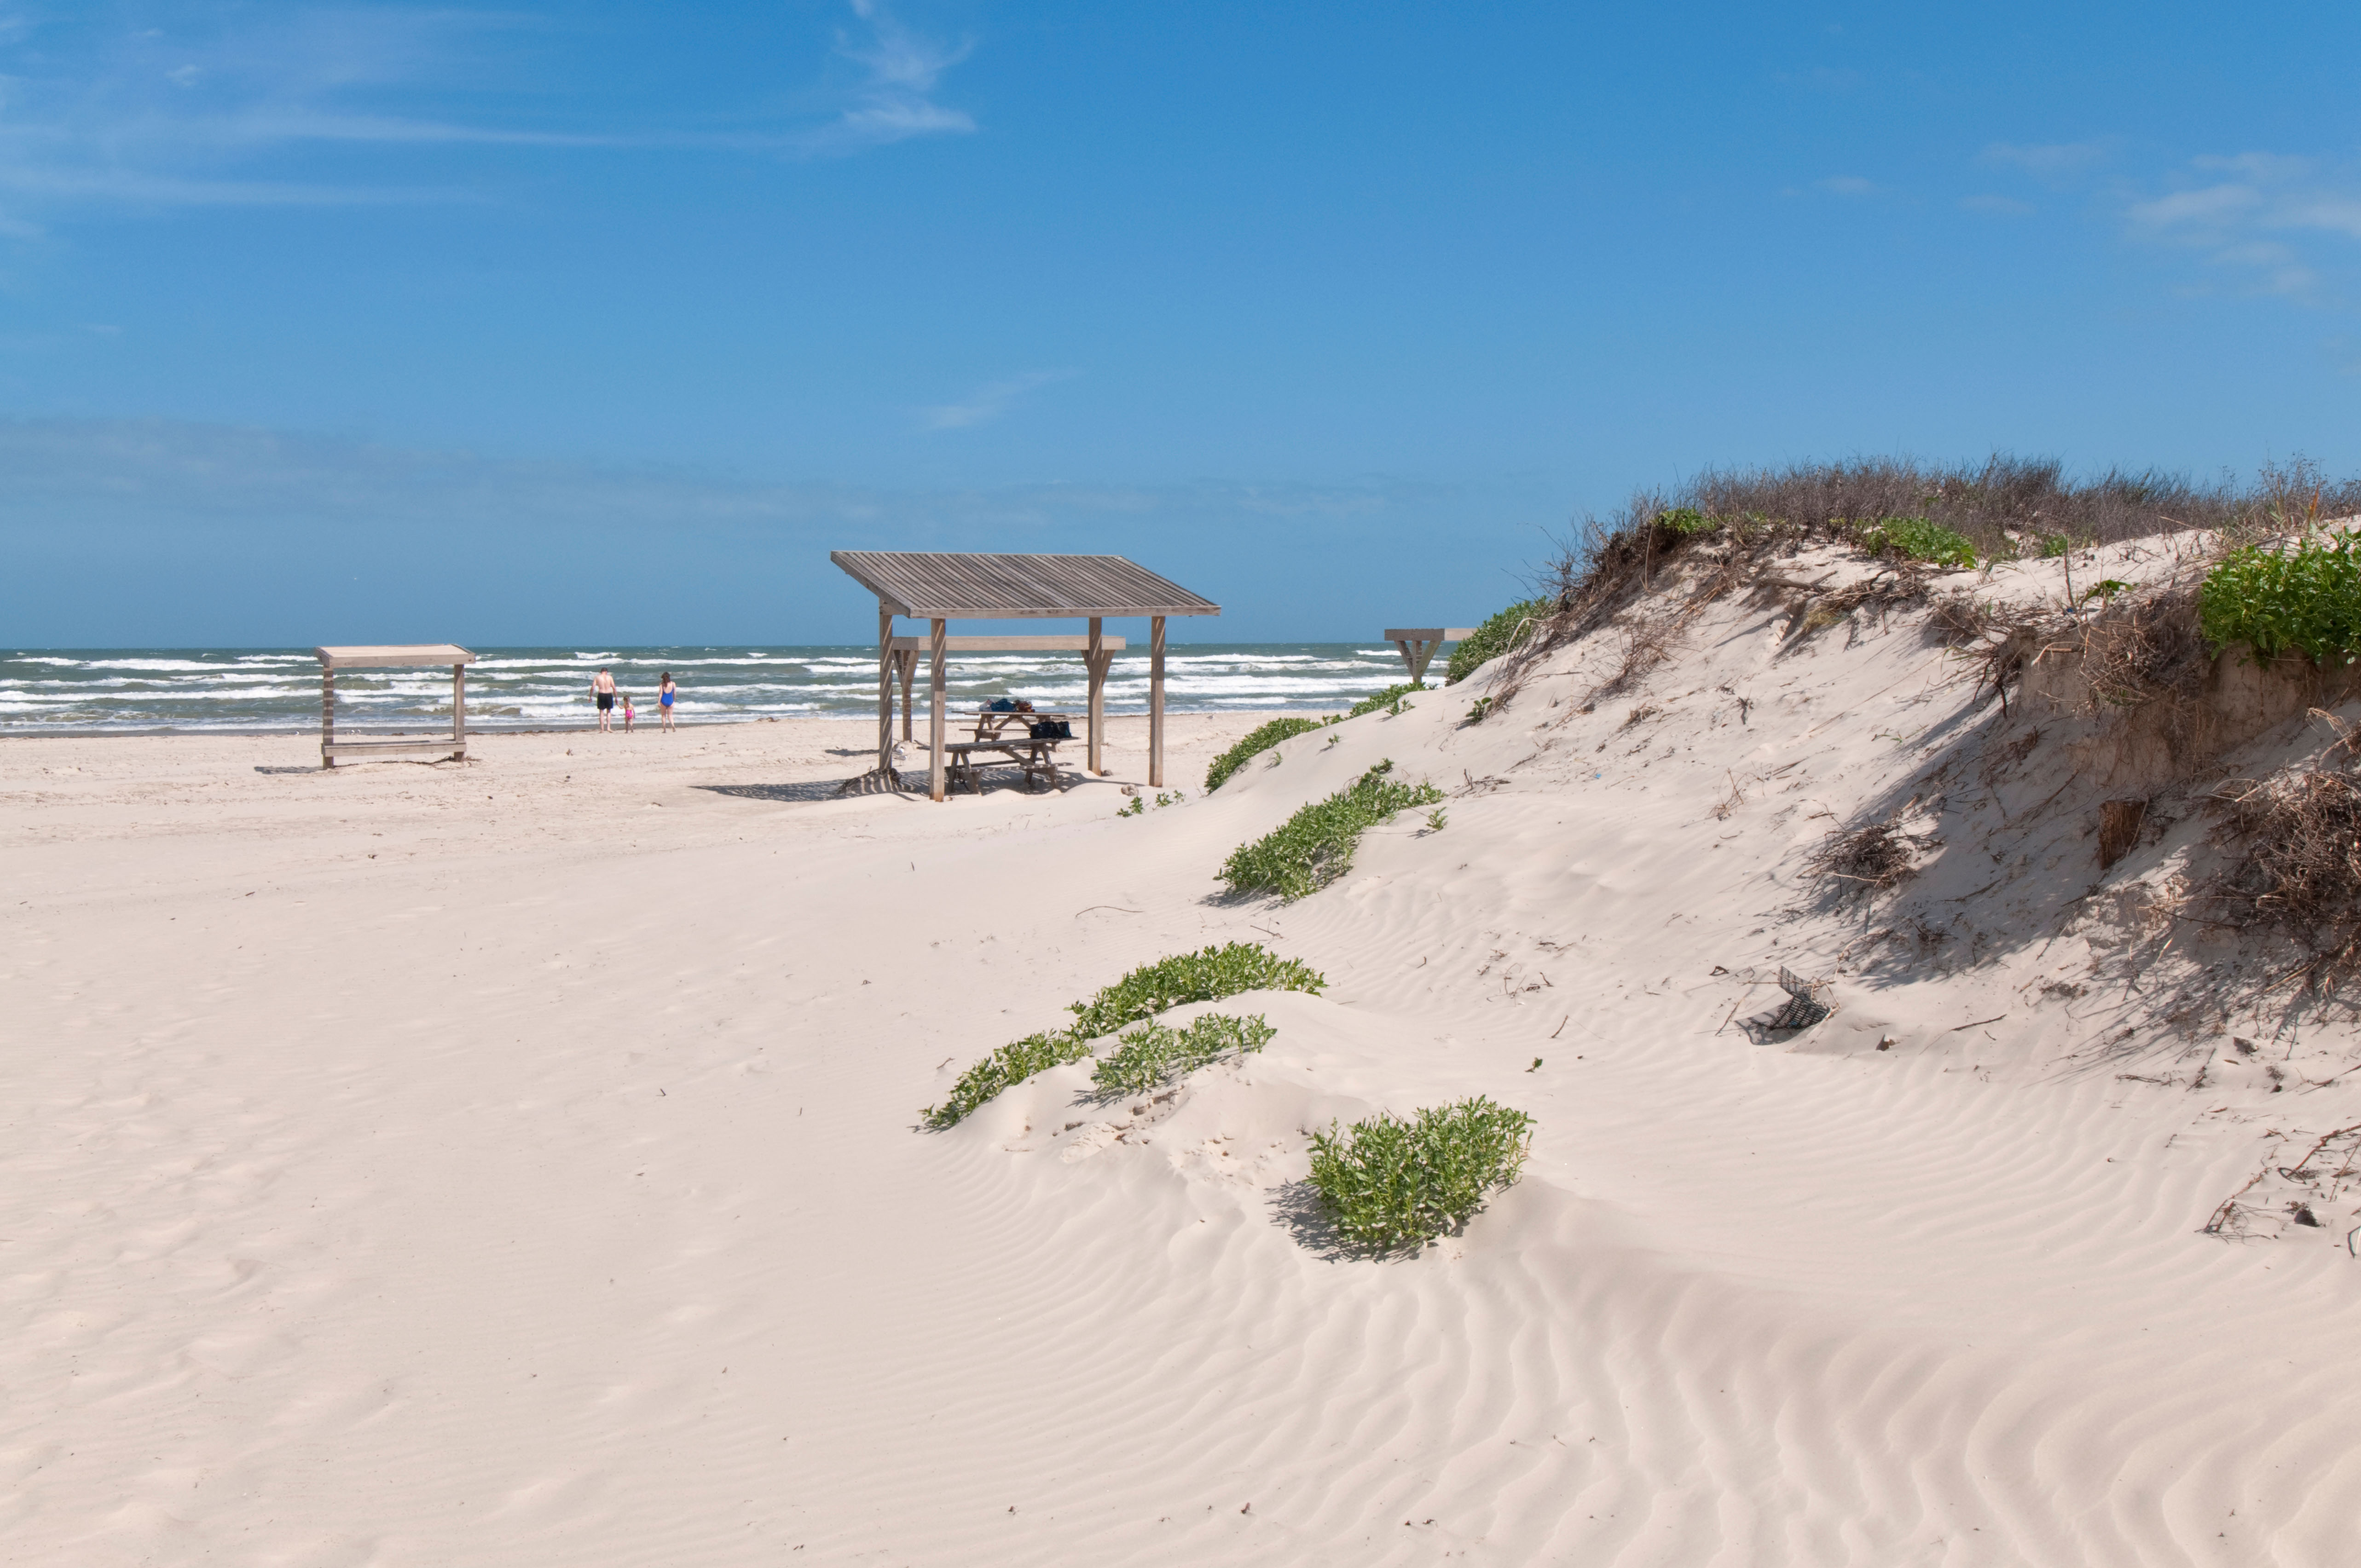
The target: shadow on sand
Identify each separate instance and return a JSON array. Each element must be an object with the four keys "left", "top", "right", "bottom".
[{"left": 696, "top": 780, "right": 874, "bottom": 804}]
